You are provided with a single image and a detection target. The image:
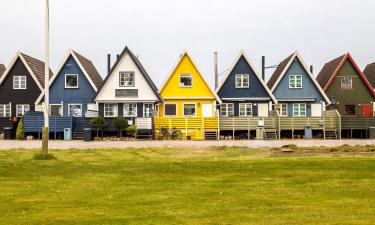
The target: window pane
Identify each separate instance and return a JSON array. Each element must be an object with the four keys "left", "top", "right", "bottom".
[
  {"left": 124, "top": 103, "right": 137, "bottom": 116},
  {"left": 144, "top": 104, "right": 153, "bottom": 117},
  {"left": 165, "top": 104, "right": 176, "bottom": 116},
  {"left": 51, "top": 105, "right": 63, "bottom": 116},
  {"left": 180, "top": 74, "right": 192, "bottom": 87},
  {"left": 119, "top": 72, "right": 134, "bottom": 86},
  {"left": 69, "top": 105, "right": 82, "bottom": 117},
  {"left": 104, "top": 104, "right": 117, "bottom": 117},
  {"left": 183, "top": 104, "right": 195, "bottom": 116},
  {"left": 66, "top": 74, "right": 78, "bottom": 87},
  {"left": 341, "top": 77, "right": 352, "bottom": 89},
  {"left": 345, "top": 105, "right": 356, "bottom": 116}
]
